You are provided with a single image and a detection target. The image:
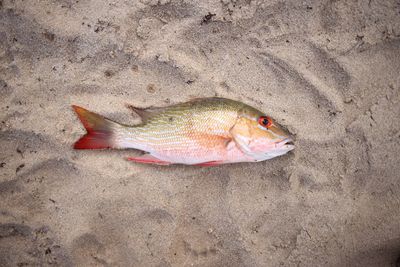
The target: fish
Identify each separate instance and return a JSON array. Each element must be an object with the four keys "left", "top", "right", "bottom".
[{"left": 72, "top": 97, "right": 294, "bottom": 166}]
